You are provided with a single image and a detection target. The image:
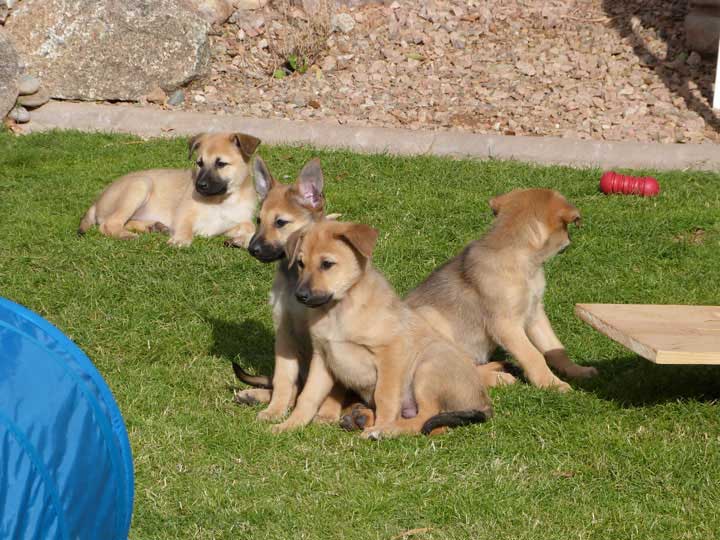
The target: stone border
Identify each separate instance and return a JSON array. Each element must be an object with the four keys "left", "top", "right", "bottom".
[{"left": 21, "top": 101, "right": 720, "bottom": 171}]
